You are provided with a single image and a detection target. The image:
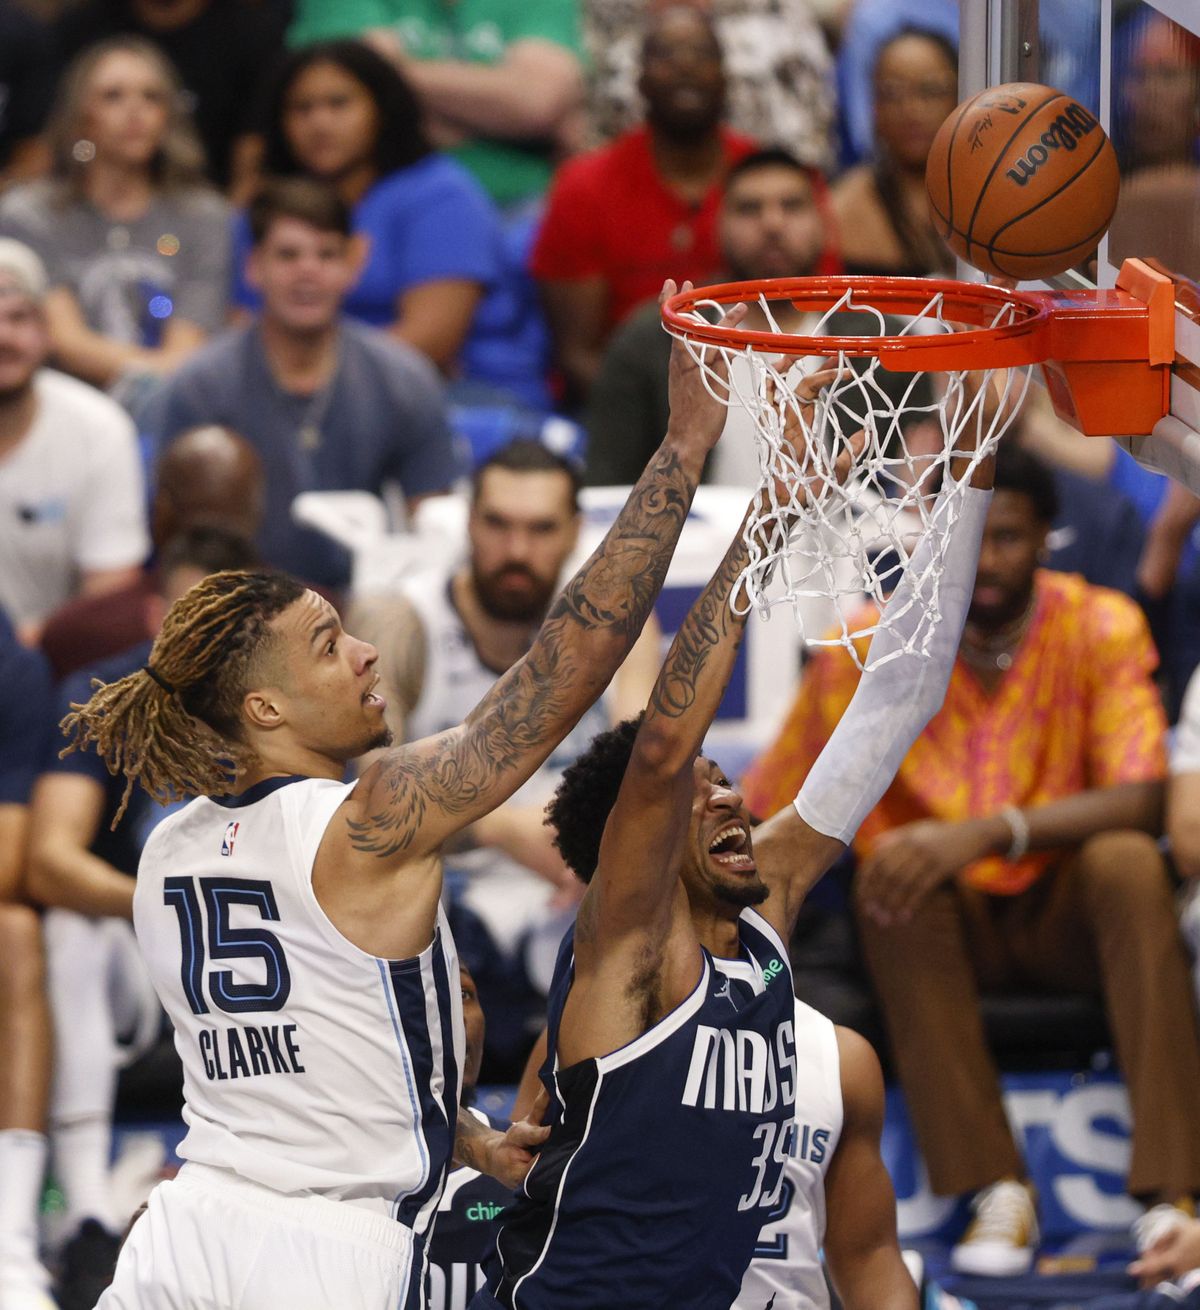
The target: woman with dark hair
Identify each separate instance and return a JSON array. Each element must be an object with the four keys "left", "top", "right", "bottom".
[
  {"left": 238, "top": 39, "right": 547, "bottom": 407},
  {"left": 0, "top": 36, "right": 229, "bottom": 390},
  {"left": 830, "top": 27, "right": 957, "bottom": 277}
]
